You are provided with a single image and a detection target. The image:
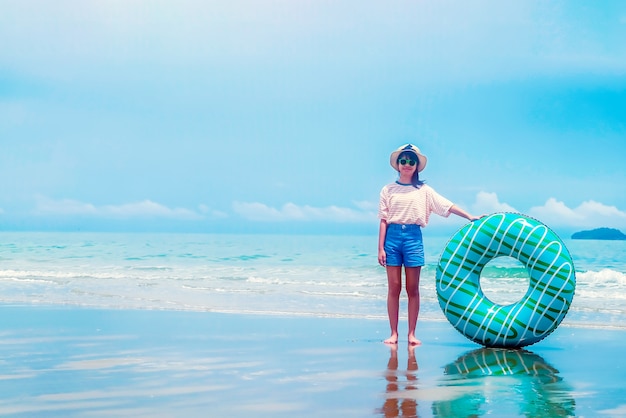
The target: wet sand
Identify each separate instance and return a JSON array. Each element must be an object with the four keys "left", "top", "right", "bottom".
[{"left": 0, "top": 305, "right": 624, "bottom": 417}]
